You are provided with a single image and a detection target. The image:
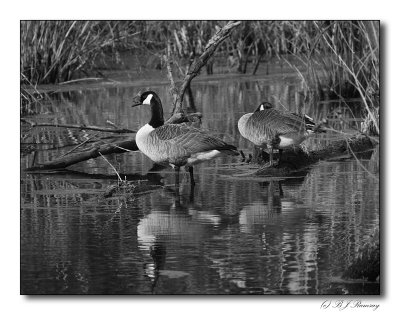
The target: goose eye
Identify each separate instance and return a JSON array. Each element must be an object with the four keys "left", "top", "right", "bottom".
[{"left": 143, "top": 94, "right": 153, "bottom": 105}]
